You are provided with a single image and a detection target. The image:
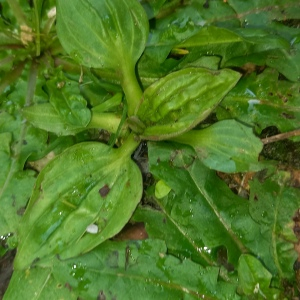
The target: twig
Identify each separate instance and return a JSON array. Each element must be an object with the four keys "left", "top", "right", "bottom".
[{"left": 261, "top": 129, "right": 300, "bottom": 144}]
